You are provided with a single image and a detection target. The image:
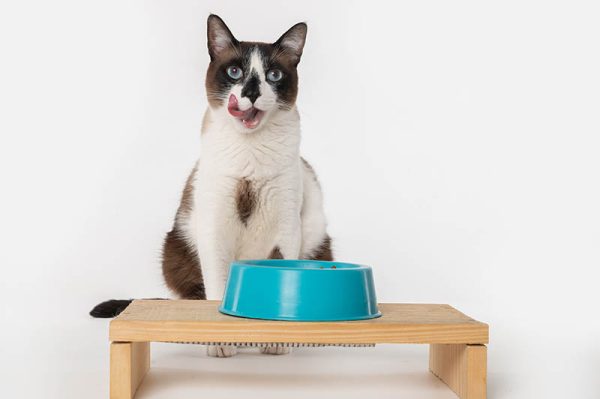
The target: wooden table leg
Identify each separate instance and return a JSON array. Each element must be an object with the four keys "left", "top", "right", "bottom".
[
  {"left": 110, "top": 342, "right": 150, "bottom": 399},
  {"left": 429, "top": 344, "right": 487, "bottom": 399}
]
